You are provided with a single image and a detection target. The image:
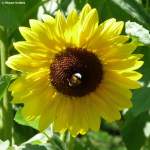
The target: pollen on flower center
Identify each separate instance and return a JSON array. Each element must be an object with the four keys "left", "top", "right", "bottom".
[{"left": 50, "top": 48, "right": 103, "bottom": 97}]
